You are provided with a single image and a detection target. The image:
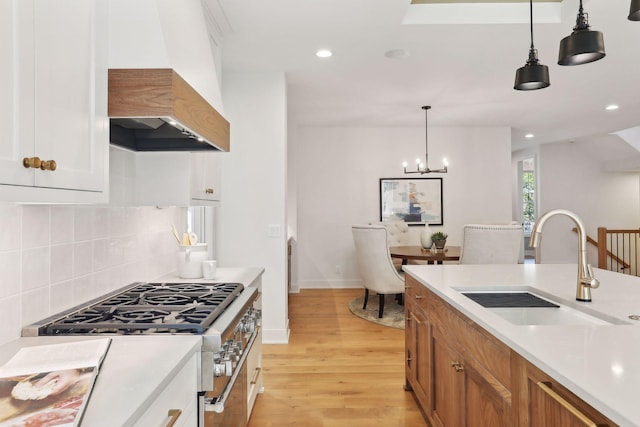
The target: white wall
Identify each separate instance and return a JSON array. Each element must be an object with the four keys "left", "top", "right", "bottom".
[
  {"left": 537, "top": 141, "right": 640, "bottom": 265},
  {"left": 218, "top": 71, "right": 289, "bottom": 344},
  {"left": 294, "top": 126, "right": 512, "bottom": 289},
  {"left": 0, "top": 204, "right": 185, "bottom": 346}
]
